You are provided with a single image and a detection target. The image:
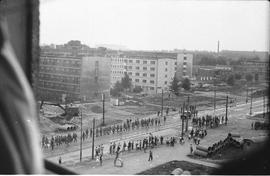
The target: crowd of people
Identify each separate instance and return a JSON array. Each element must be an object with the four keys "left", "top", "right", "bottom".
[
  {"left": 42, "top": 112, "right": 169, "bottom": 150},
  {"left": 192, "top": 114, "right": 228, "bottom": 128},
  {"left": 41, "top": 133, "right": 78, "bottom": 150},
  {"left": 41, "top": 109, "right": 226, "bottom": 151}
]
